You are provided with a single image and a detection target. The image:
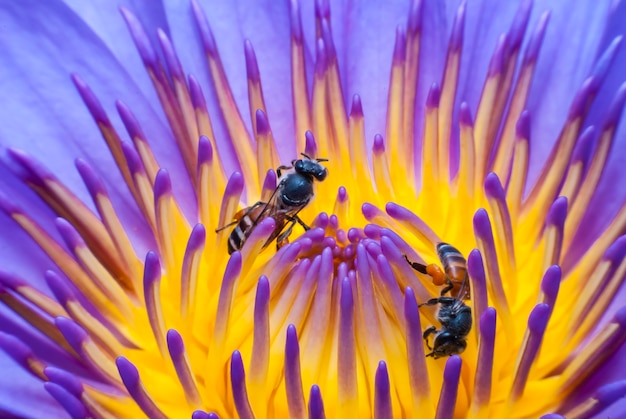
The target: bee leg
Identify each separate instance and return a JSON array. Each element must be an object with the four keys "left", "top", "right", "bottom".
[
  {"left": 440, "top": 281, "right": 454, "bottom": 297},
  {"left": 215, "top": 201, "right": 266, "bottom": 232},
  {"left": 291, "top": 215, "right": 311, "bottom": 231},
  {"left": 418, "top": 298, "right": 442, "bottom": 308},
  {"left": 276, "top": 236, "right": 290, "bottom": 250},
  {"left": 422, "top": 326, "right": 437, "bottom": 350},
  {"left": 276, "top": 165, "right": 292, "bottom": 178},
  {"left": 403, "top": 255, "right": 429, "bottom": 275},
  {"left": 215, "top": 219, "right": 238, "bottom": 233},
  {"left": 275, "top": 219, "right": 297, "bottom": 250}
]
